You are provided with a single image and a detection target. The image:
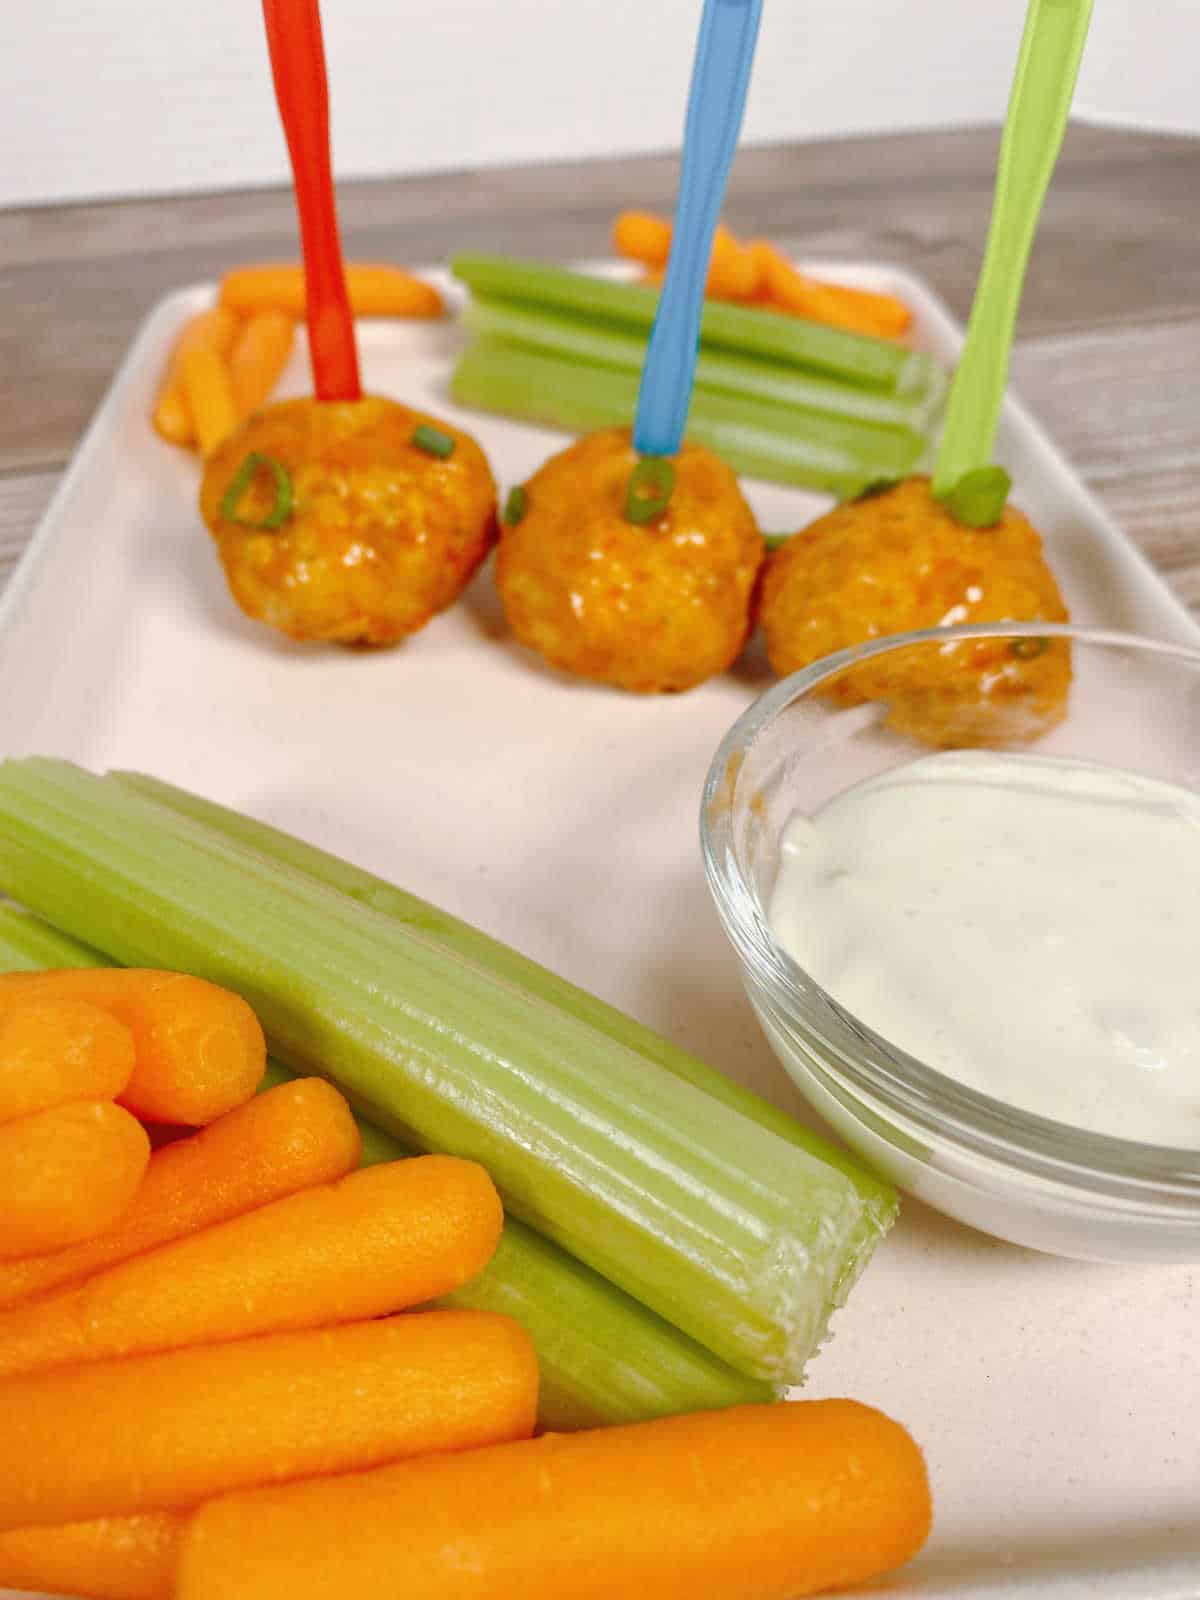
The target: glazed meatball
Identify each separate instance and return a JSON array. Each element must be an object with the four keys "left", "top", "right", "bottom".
[
  {"left": 200, "top": 396, "right": 497, "bottom": 646},
  {"left": 496, "top": 429, "right": 763, "bottom": 693},
  {"left": 759, "top": 476, "right": 1071, "bottom": 746}
]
